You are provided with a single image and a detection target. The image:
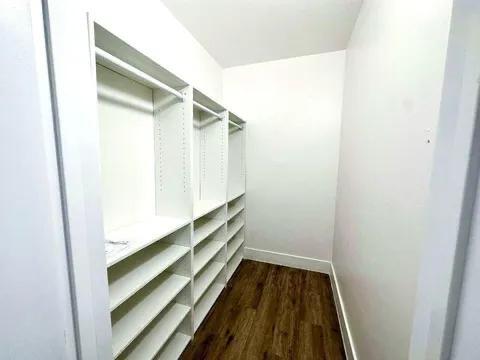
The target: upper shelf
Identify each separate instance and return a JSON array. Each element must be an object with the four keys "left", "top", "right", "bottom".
[
  {"left": 193, "top": 199, "right": 225, "bottom": 220},
  {"left": 228, "top": 111, "right": 246, "bottom": 126},
  {"left": 228, "top": 190, "right": 246, "bottom": 203},
  {"left": 105, "top": 216, "right": 190, "bottom": 267},
  {"left": 193, "top": 88, "right": 225, "bottom": 114},
  {"left": 95, "top": 23, "right": 187, "bottom": 92}
]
